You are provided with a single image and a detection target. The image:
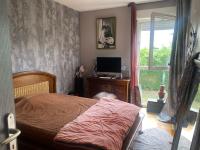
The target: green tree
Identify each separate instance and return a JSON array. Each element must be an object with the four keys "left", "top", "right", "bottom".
[
  {"left": 139, "top": 46, "right": 200, "bottom": 108},
  {"left": 139, "top": 46, "right": 171, "bottom": 91},
  {"left": 139, "top": 46, "right": 171, "bottom": 67},
  {"left": 139, "top": 48, "right": 148, "bottom": 66},
  {"left": 153, "top": 47, "right": 171, "bottom": 66}
]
